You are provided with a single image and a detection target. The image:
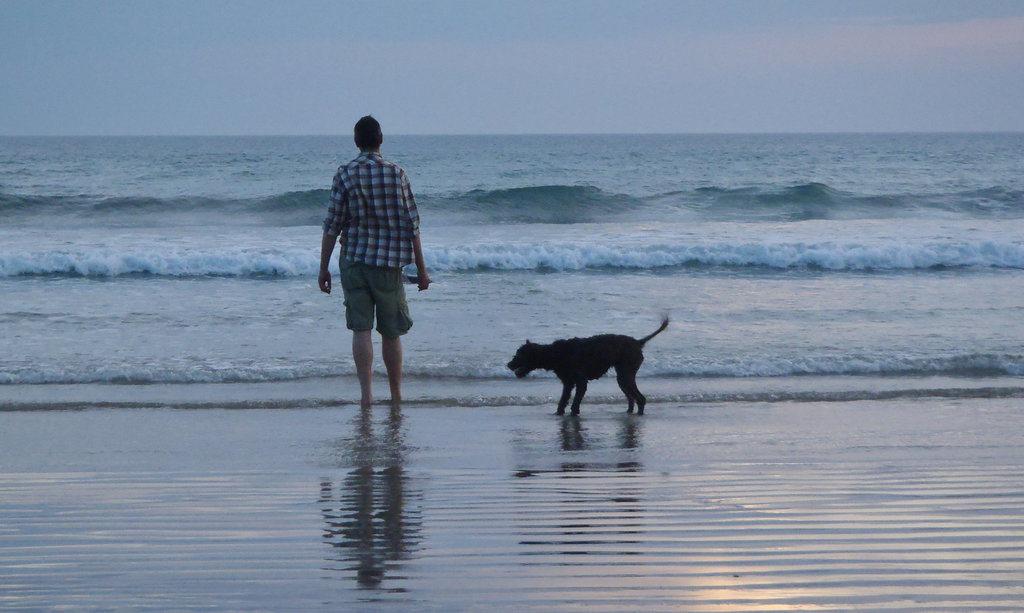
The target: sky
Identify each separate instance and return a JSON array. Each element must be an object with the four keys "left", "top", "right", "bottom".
[{"left": 2, "top": 0, "right": 1024, "bottom": 135}]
